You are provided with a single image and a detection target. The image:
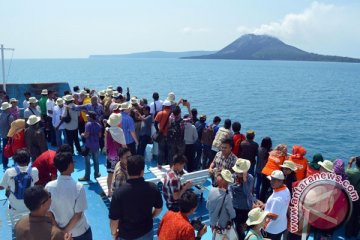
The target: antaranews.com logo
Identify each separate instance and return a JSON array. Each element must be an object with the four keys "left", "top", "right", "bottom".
[{"left": 290, "top": 172, "right": 359, "bottom": 234}]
